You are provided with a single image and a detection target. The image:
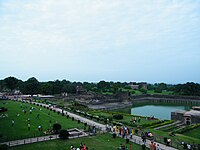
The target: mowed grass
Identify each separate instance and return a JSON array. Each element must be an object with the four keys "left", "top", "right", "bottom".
[
  {"left": 10, "top": 133, "right": 143, "bottom": 150},
  {"left": 89, "top": 110, "right": 159, "bottom": 126},
  {"left": 0, "top": 100, "right": 84, "bottom": 141},
  {"left": 183, "top": 127, "right": 200, "bottom": 139}
]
